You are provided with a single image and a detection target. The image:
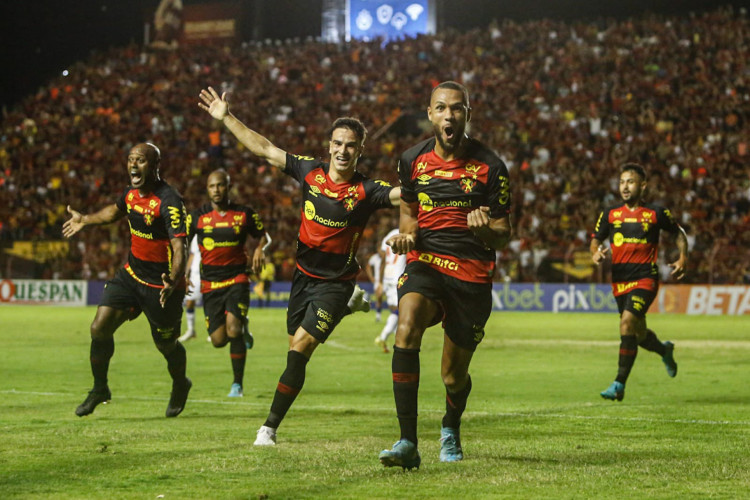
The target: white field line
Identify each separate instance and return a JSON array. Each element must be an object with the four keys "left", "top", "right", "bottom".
[{"left": 2, "top": 389, "right": 748, "bottom": 426}]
